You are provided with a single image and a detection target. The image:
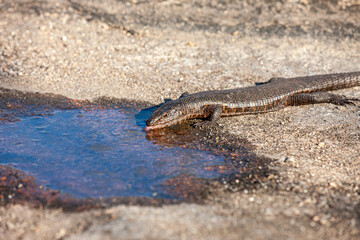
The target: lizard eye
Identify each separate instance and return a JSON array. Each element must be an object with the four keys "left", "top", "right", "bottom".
[{"left": 163, "top": 113, "right": 168, "bottom": 117}]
